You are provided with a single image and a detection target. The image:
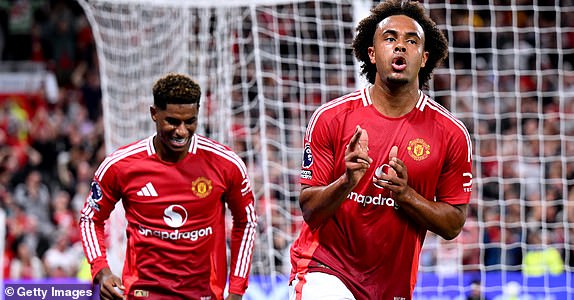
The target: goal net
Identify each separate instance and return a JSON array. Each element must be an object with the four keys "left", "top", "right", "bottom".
[{"left": 77, "top": 0, "right": 574, "bottom": 298}]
